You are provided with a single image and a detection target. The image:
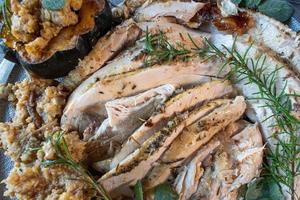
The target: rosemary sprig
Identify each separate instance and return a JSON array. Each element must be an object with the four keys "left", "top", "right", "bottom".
[
  {"left": 142, "top": 30, "right": 300, "bottom": 199},
  {"left": 0, "top": 0, "right": 12, "bottom": 32},
  {"left": 0, "top": 0, "right": 14, "bottom": 45},
  {"left": 41, "top": 131, "right": 112, "bottom": 200},
  {"left": 143, "top": 29, "right": 225, "bottom": 67},
  {"left": 144, "top": 29, "right": 194, "bottom": 66}
]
